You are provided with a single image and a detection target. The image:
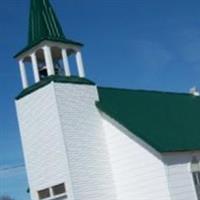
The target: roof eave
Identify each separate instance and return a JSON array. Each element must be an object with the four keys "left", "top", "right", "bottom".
[{"left": 14, "top": 38, "right": 84, "bottom": 59}]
